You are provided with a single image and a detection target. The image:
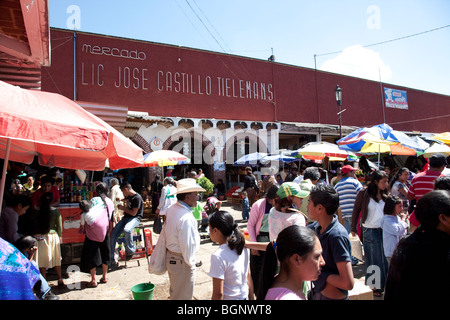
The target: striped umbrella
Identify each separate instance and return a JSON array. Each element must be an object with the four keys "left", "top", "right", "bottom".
[
  {"left": 234, "top": 152, "right": 268, "bottom": 166},
  {"left": 337, "top": 123, "right": 425, "bottom": 156},
  {"left": 143, "top": 150, "right": 190, "bottom": 167},
  {"left": 290, "top": 141, "right": 356, "bottom": 161}
]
